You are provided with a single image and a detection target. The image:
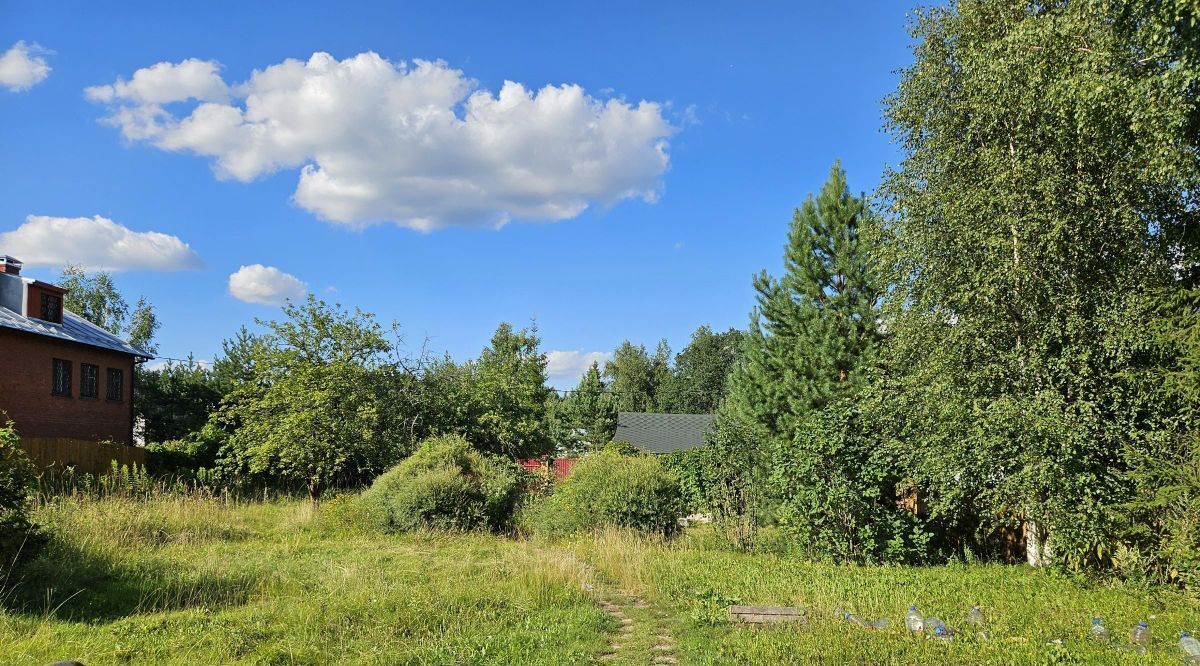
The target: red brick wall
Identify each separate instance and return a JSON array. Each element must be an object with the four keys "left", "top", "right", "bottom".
[
  {"left": 25, "top": 283, "right": 65, "bottom": 324},
  {"left": 0, "top": 327, "right": 135, "bottom": 444}
]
